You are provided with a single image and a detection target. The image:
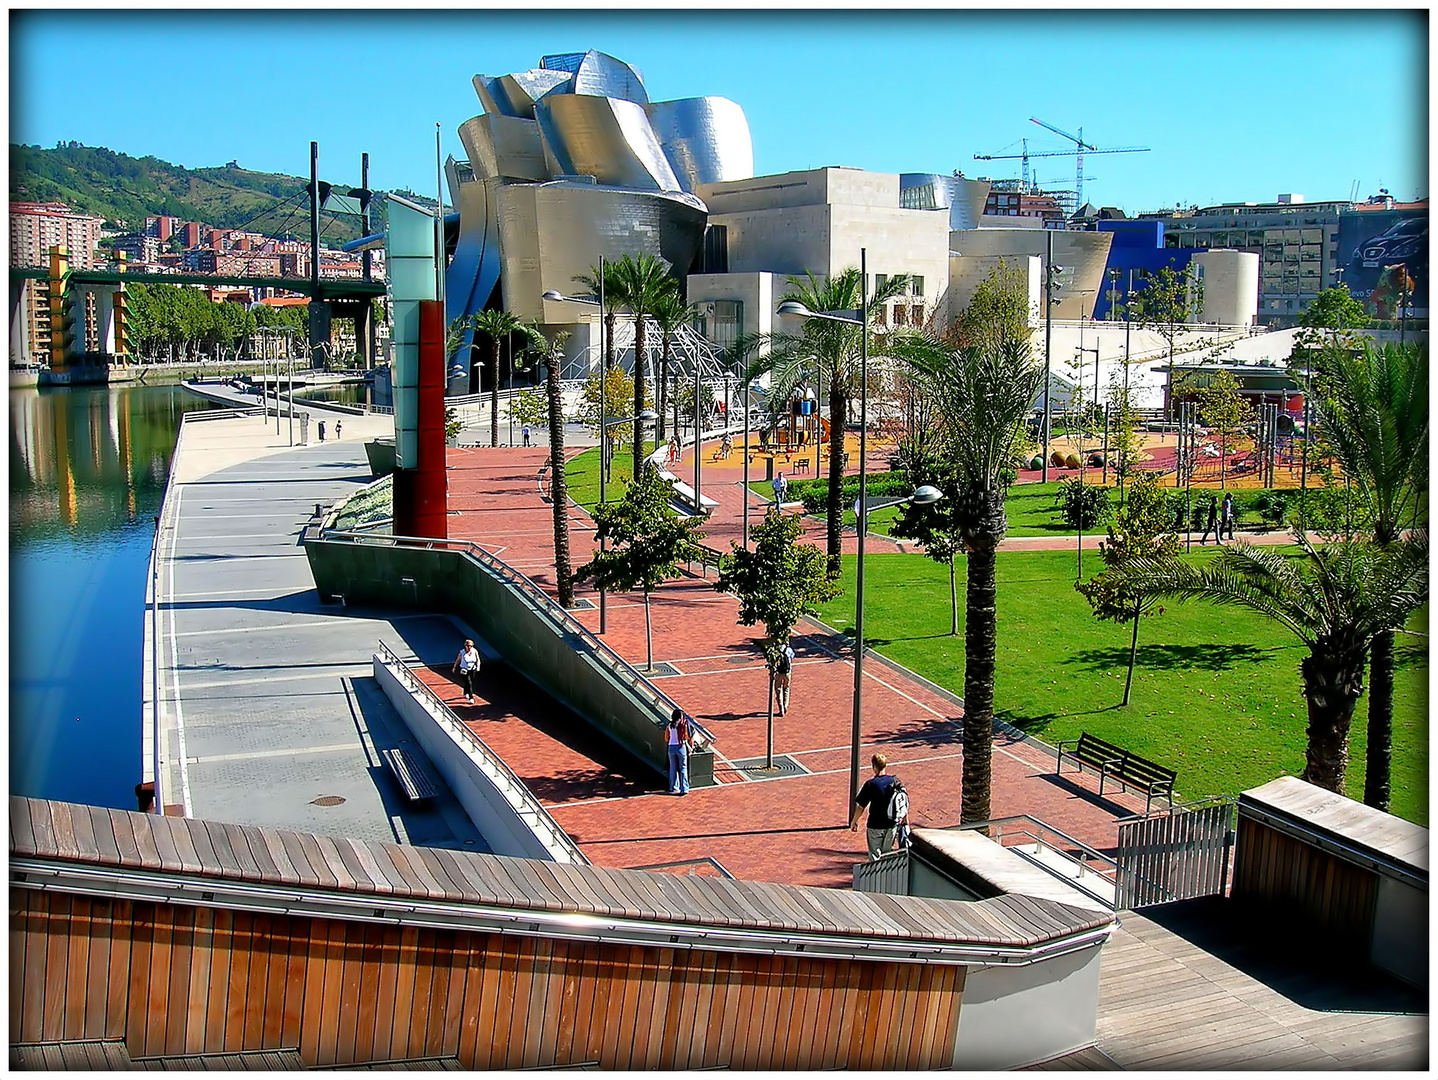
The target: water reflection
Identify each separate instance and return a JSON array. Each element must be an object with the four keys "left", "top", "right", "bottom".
[{"left": 9, "top": 384, "right": 217, "bottom": 808}]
